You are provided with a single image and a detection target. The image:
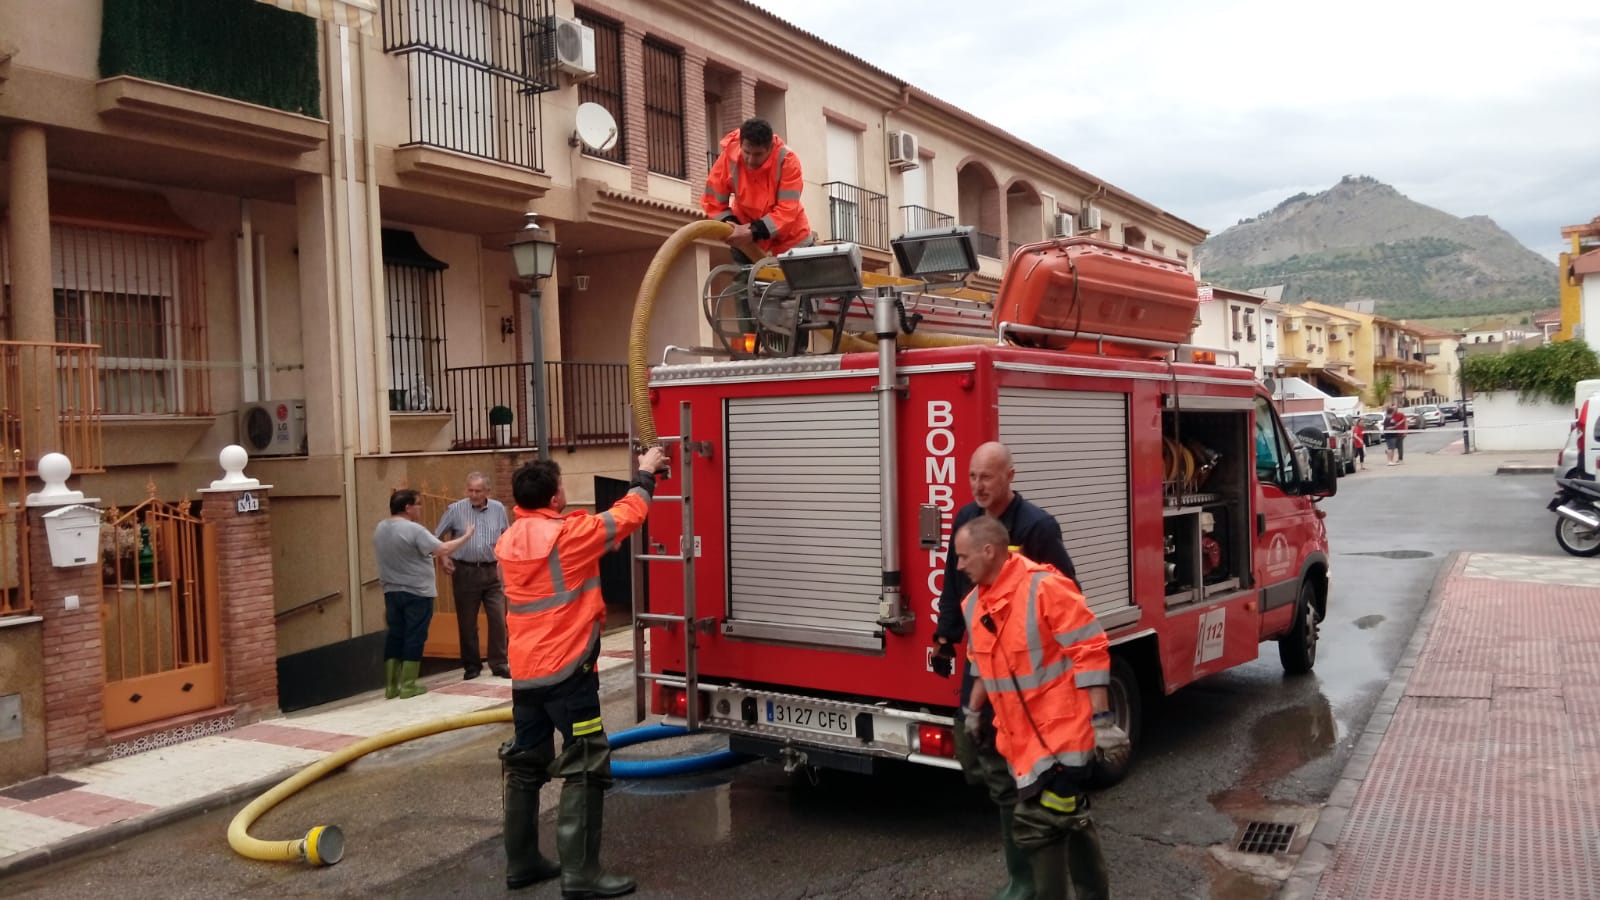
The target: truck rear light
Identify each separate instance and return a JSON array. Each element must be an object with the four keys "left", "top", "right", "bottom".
[
  {"left": 916, "top": 723, "right": 956, "bottom": 758},
  {"left": 659, "top": 687, "right": 710, "bottom": 719}
]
